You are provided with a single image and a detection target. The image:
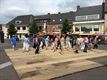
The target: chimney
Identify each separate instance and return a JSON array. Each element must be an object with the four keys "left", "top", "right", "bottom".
[
  {"left": 58, "top": 12, "right": 61, "bottom": 14},
  {"left": 105, "top": 0, "right": 107, "bottom": 13},
  {"left": 77, "top": 5, "right": 80, "bottom": 11},
  {"left": 102, "top": 2, "right": 105, "bottom": 19},
  {"left": 48, "top": 13, "right": 50, "bottom": 15}
]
